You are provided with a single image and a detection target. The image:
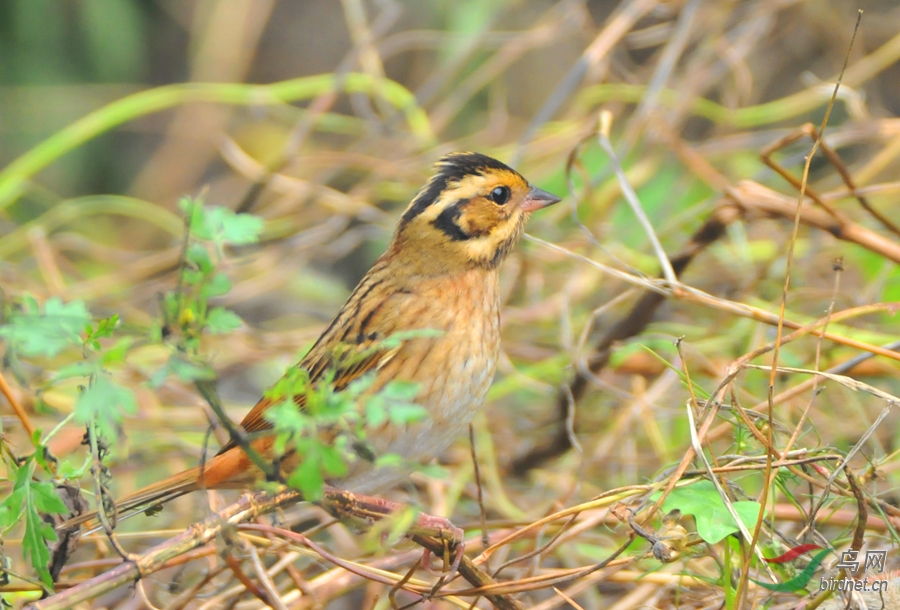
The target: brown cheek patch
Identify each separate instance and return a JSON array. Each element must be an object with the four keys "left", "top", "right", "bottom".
[{"left": 458, "top": 199, "right": 505, "bottom": 238}]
